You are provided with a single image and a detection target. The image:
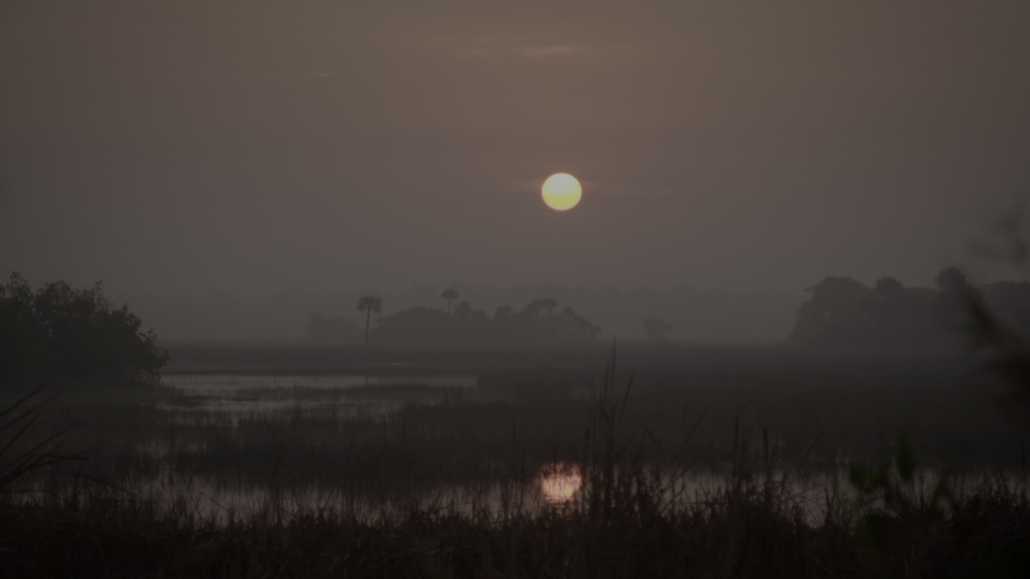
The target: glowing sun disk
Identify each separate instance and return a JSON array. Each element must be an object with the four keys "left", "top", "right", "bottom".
[{"left": 541, "top": 173, "right": 582, "bottom": 211}]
